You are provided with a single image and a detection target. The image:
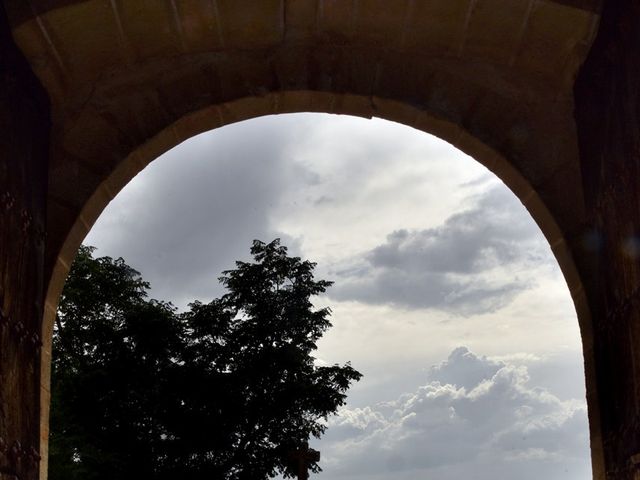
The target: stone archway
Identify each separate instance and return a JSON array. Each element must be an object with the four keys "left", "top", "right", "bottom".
[
  {"left": 4, "top": 1, "right": 640, "bottom": 479},
  {"left": 40, "top": 93, "right": 603, "bottom": 480}
]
